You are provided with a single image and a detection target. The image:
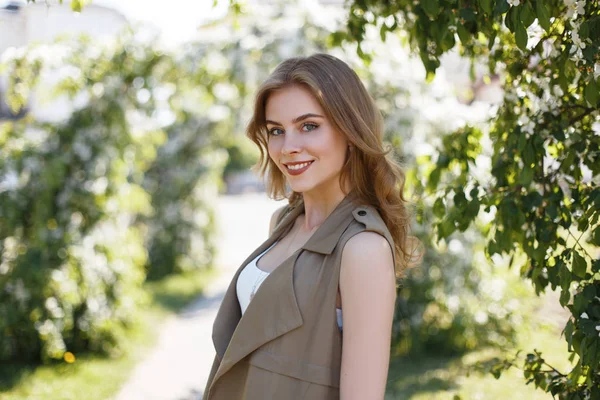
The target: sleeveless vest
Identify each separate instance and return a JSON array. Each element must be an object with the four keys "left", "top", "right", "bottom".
[{"left": 202, "top": 190, "right": 396, "bottom": 400}]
